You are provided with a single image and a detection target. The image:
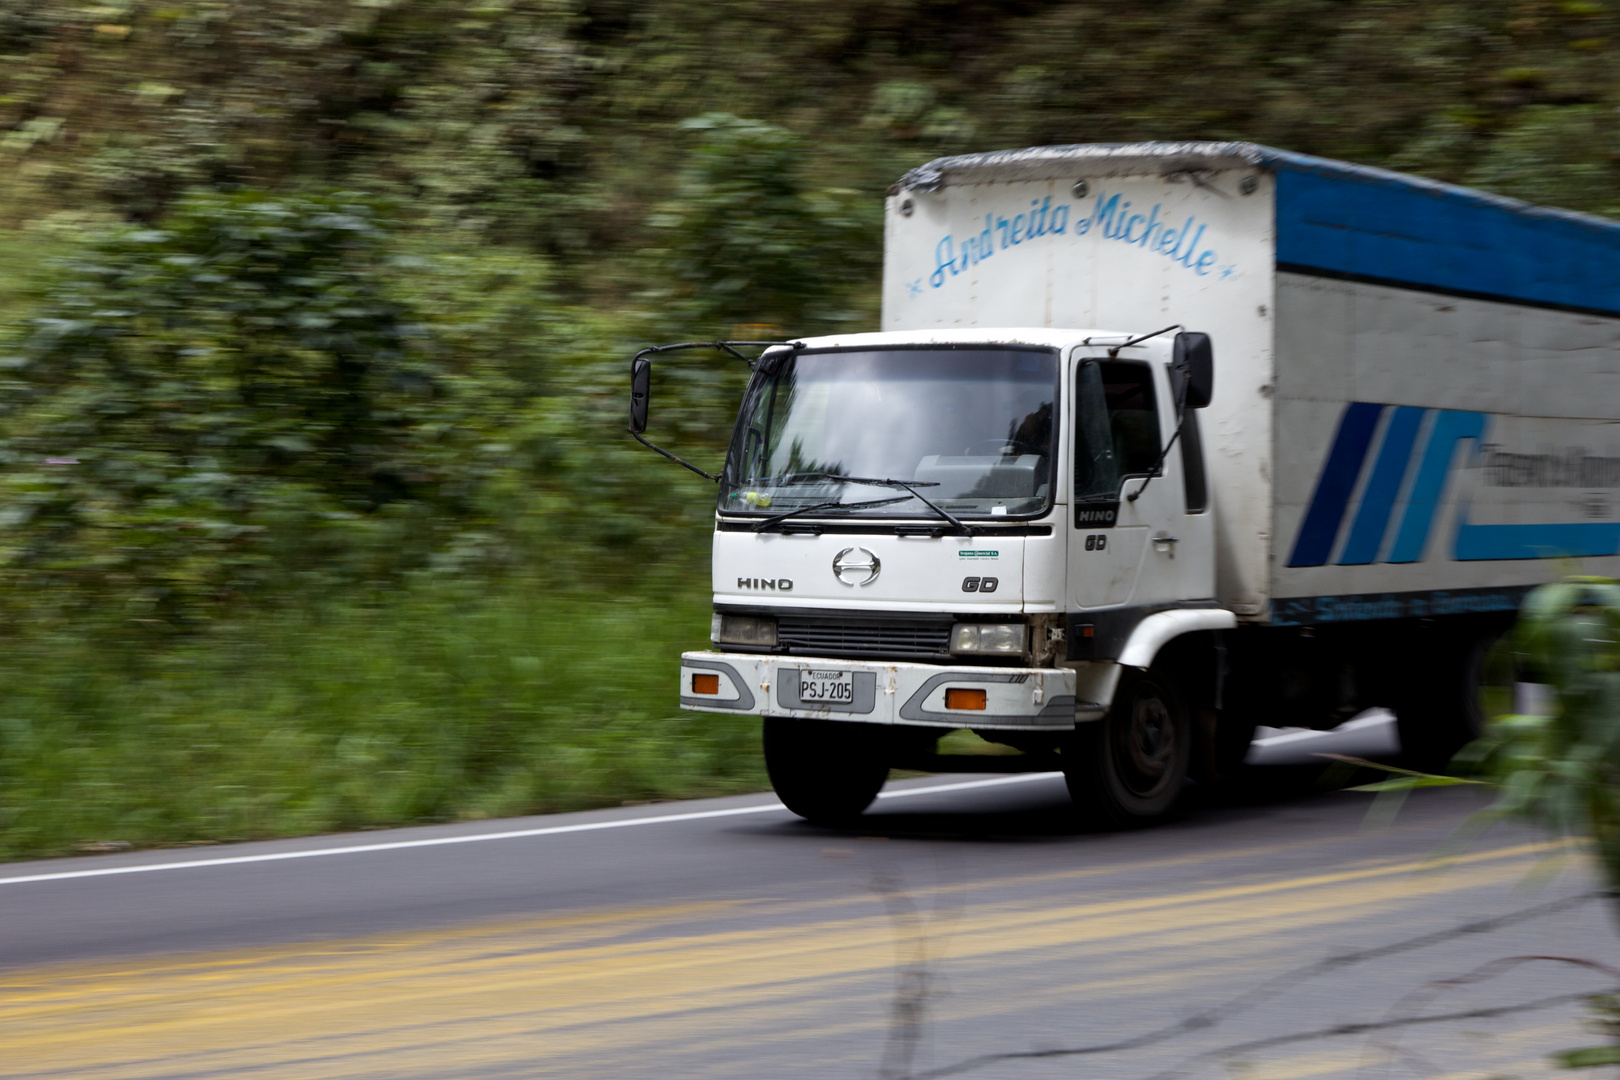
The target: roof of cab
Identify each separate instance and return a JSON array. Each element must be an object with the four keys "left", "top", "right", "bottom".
[{"left": 782, "top": 328, "right": 1147, "bottom": 353}]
